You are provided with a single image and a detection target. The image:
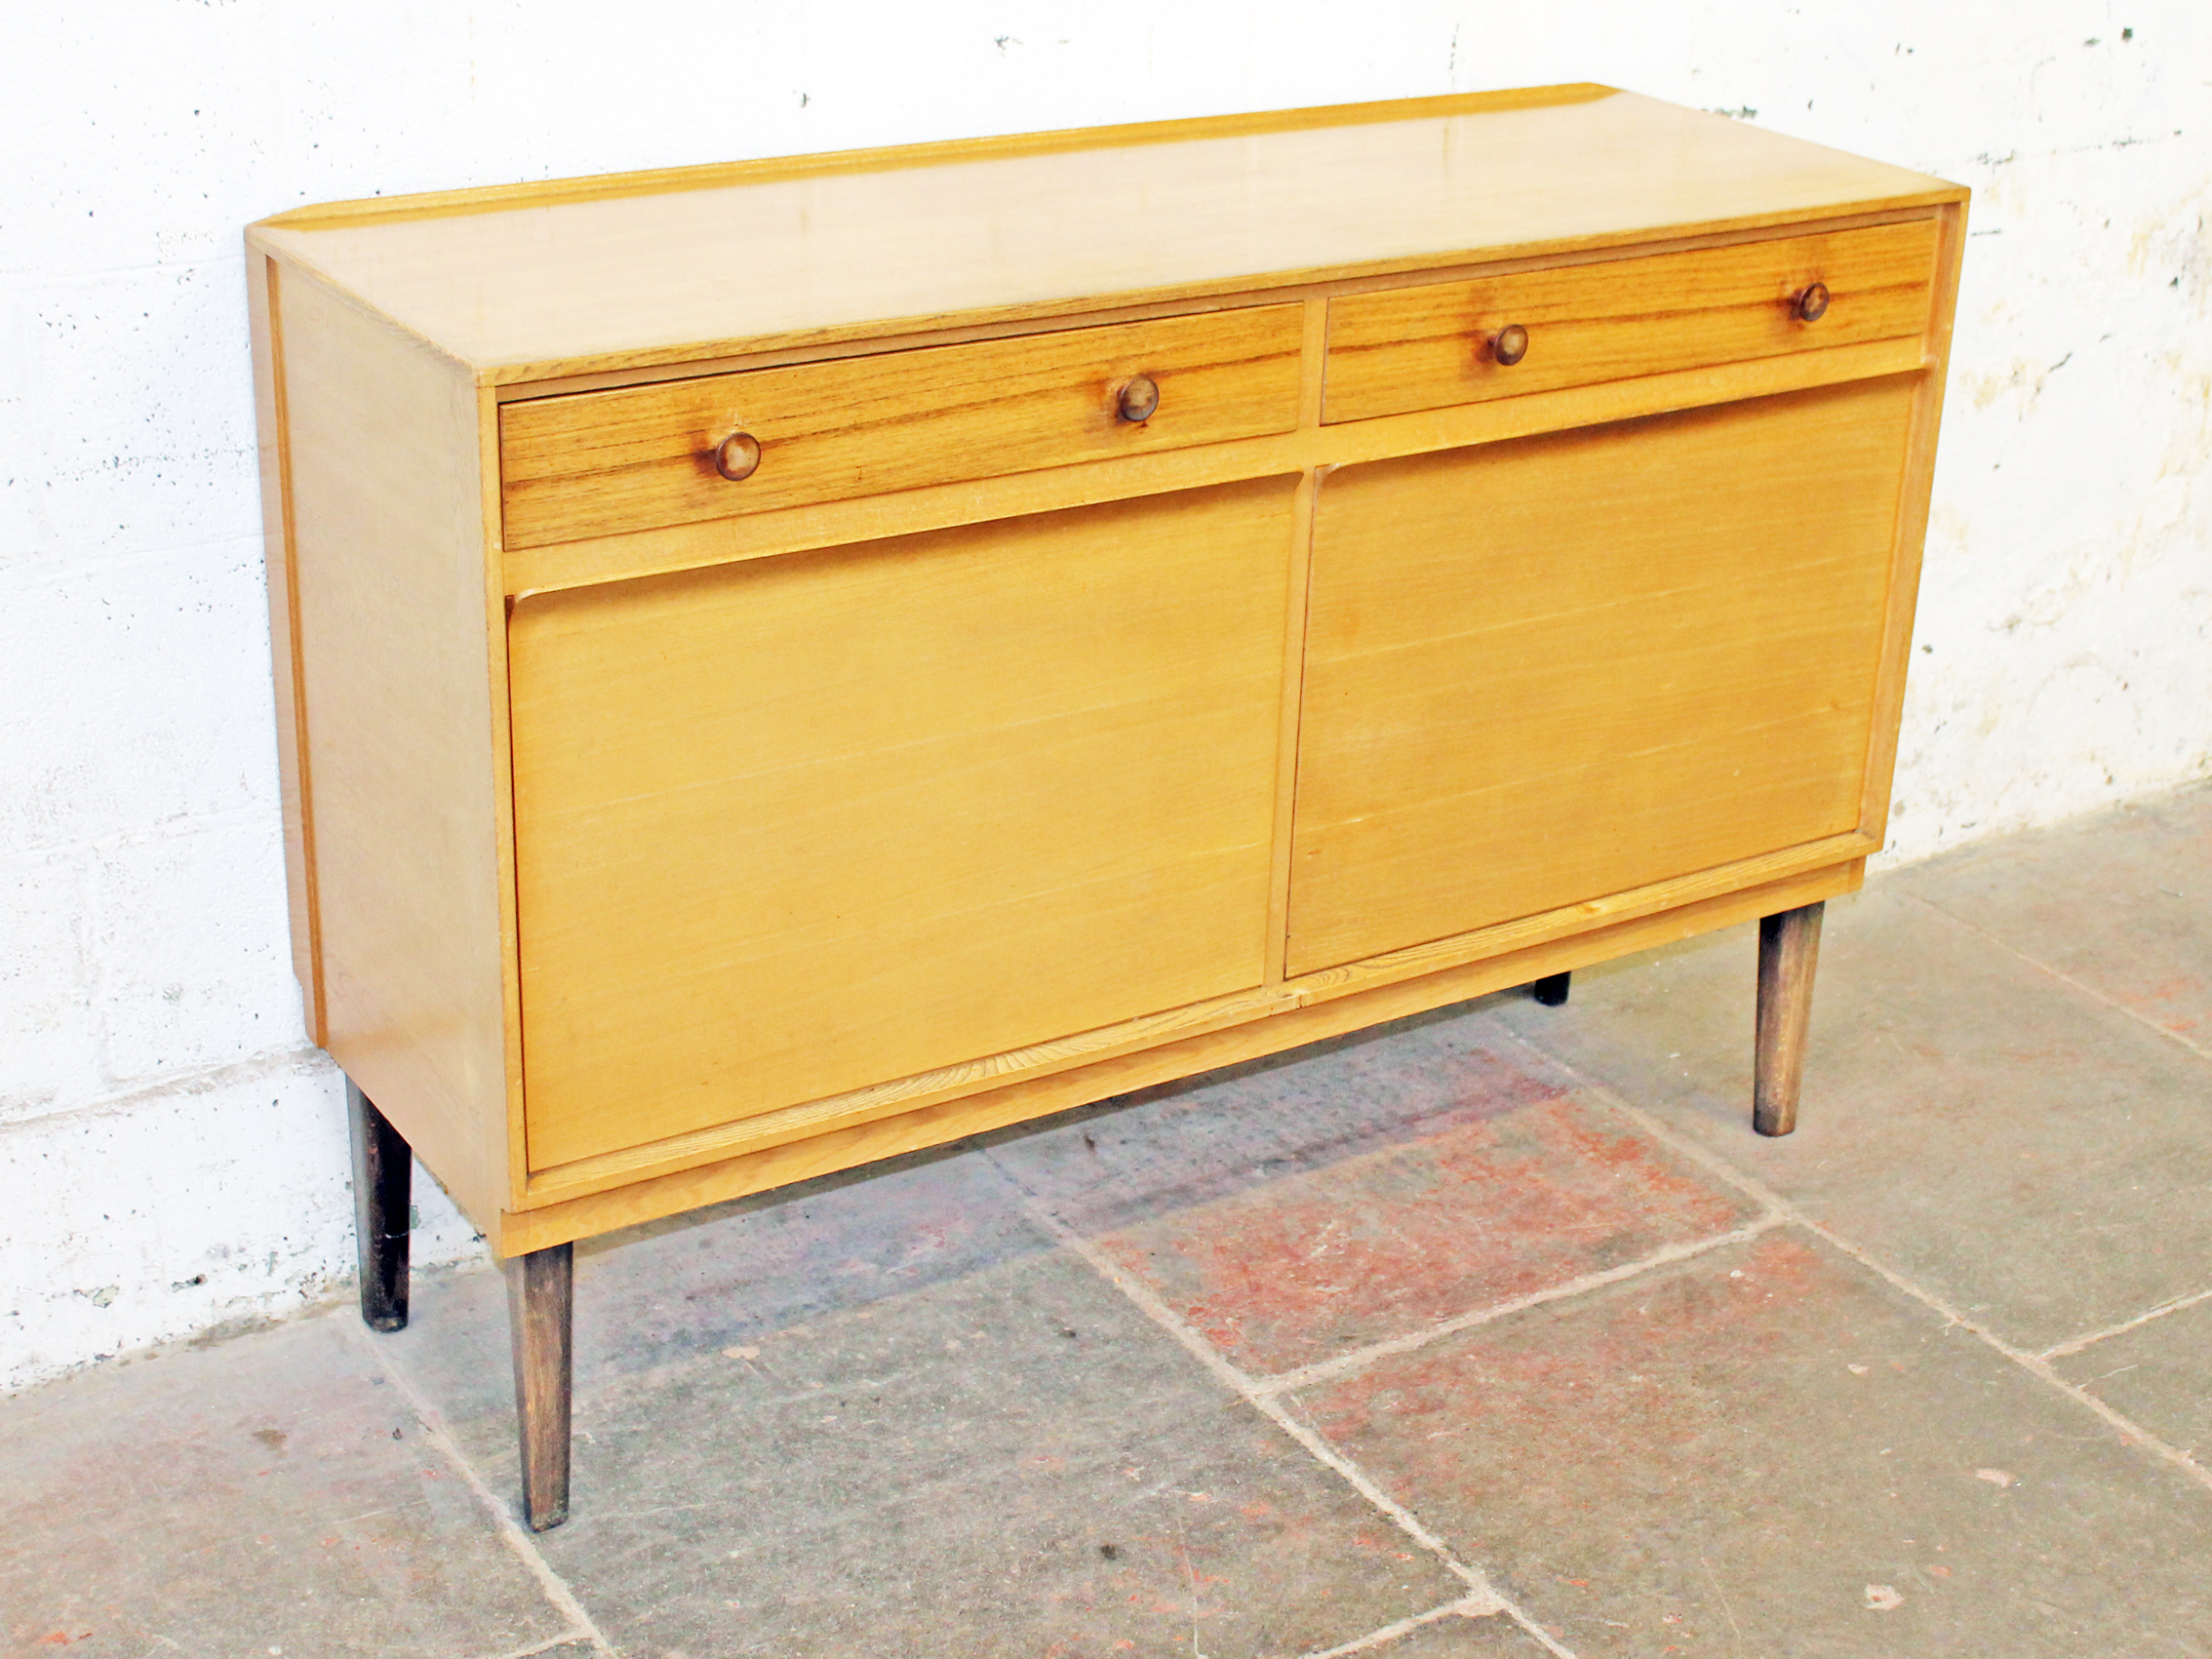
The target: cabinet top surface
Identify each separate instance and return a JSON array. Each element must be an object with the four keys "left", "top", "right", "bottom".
[{"left": 250, "top": 84, "right": 1960, "bottom": 383}]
